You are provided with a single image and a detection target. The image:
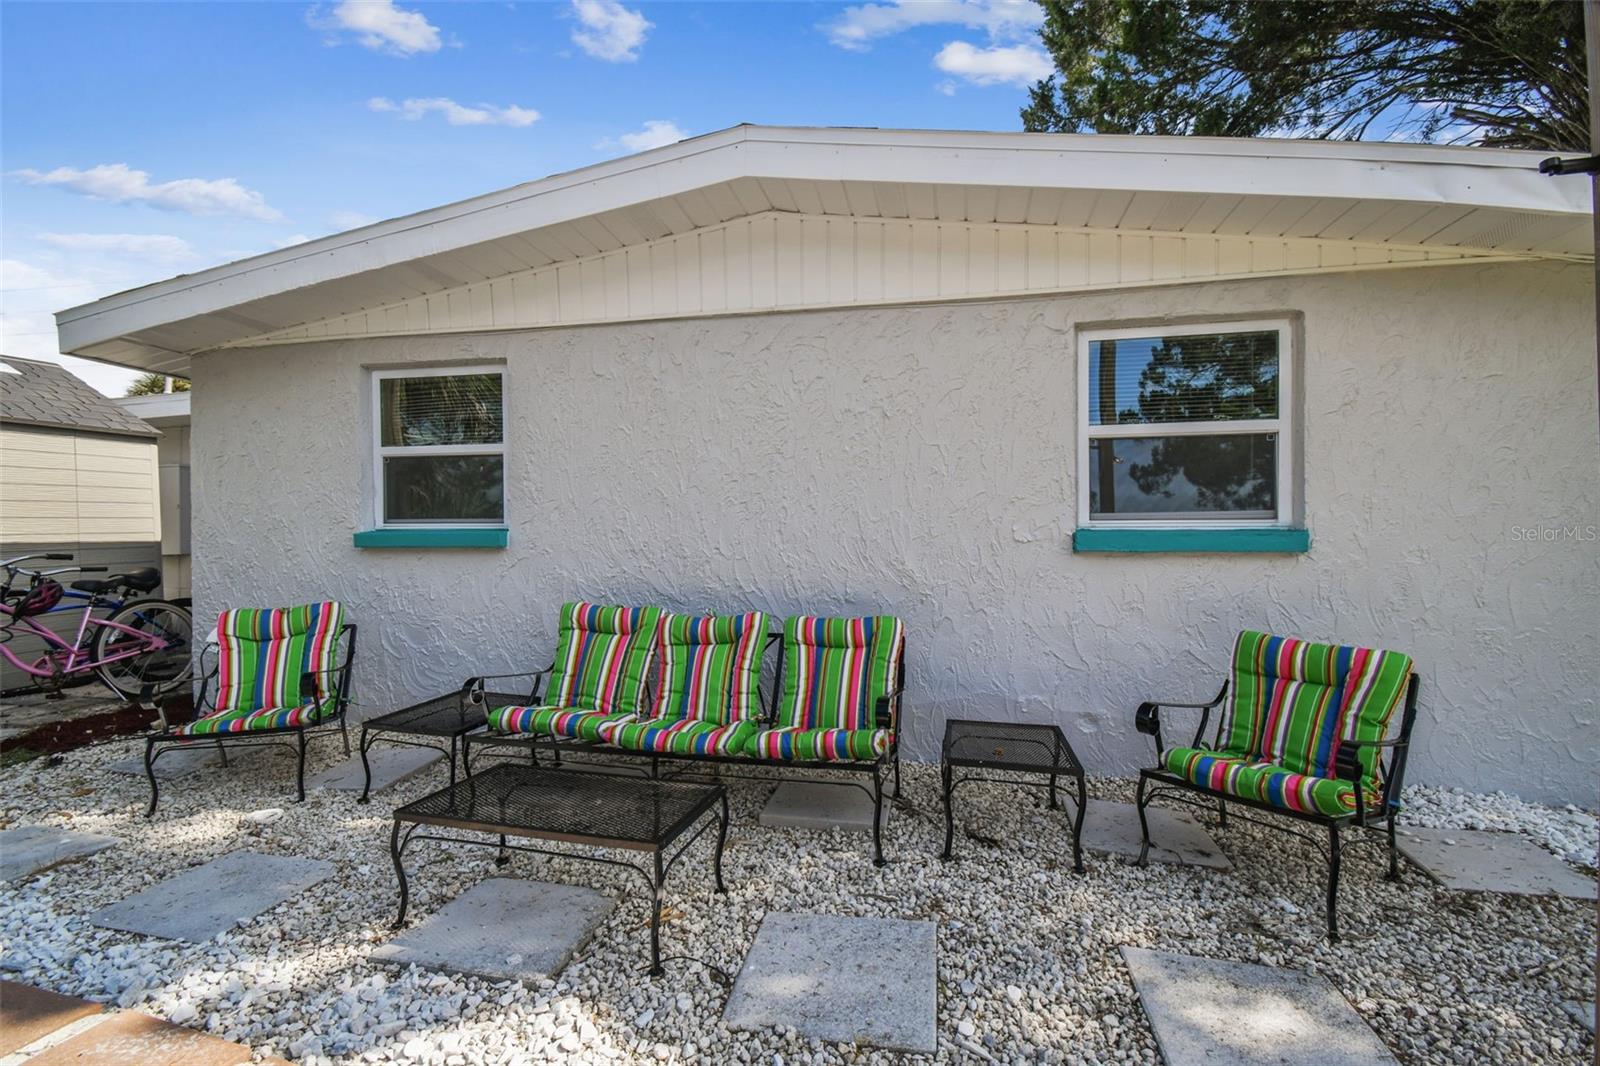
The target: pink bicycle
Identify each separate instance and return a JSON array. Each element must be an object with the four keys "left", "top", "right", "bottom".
[{"left": 0, "top": 553, "right": 193, "bottom": 702}]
